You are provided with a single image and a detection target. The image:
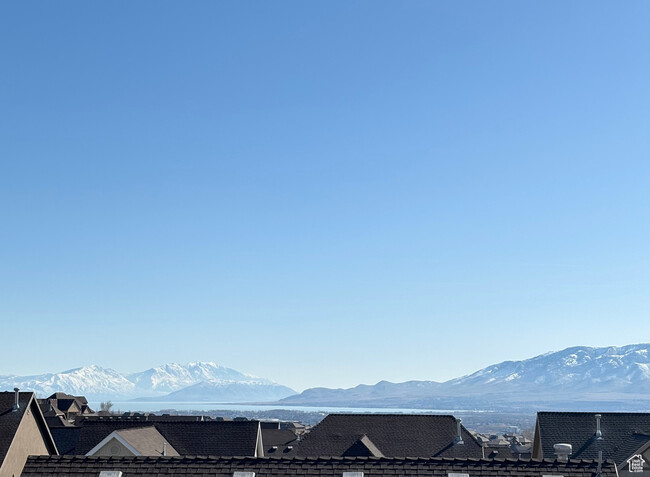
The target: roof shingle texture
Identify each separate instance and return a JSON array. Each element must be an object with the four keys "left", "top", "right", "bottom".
[
  {"left": 536, "top": 412, "right": 650, "bottom": 465},
  {"left": 261, "top": 428, "right": 297, "bottom": 456},
  {"left": 73, "top": 419, "right": 260, "bottom": 456},
  {"left": 291, "top": 414, "right": 483, "bottom": 458},
  {"left": 22, "top": 455, "right": 618, "bottom": 477},
  {"left": 50, "top": 427, "right": 82, "bottom": 455}
]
